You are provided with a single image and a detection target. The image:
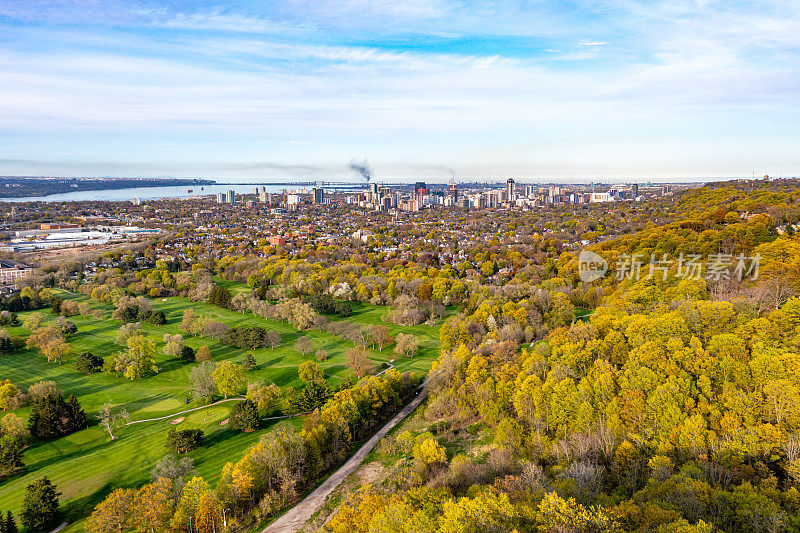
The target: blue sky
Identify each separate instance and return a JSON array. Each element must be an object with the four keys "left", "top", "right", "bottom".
[{"left": 0, "top": 0, "right": 798, "bottom": 182}]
